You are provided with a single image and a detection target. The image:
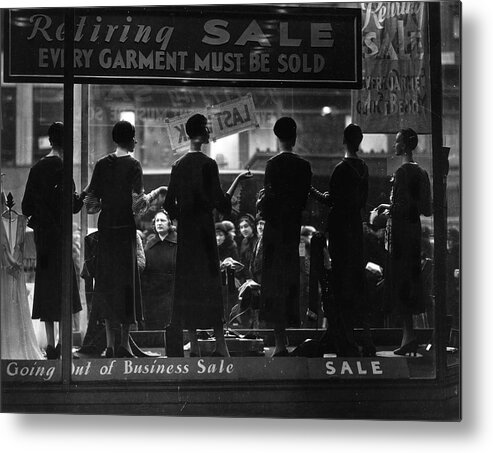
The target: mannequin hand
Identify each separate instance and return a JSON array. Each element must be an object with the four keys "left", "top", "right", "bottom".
[
  {"left": 375, "top": 204, "right": 390, "bottom": 214},
  {"left": 237, "top": 170, "right": 253, "bottom": 181}
]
